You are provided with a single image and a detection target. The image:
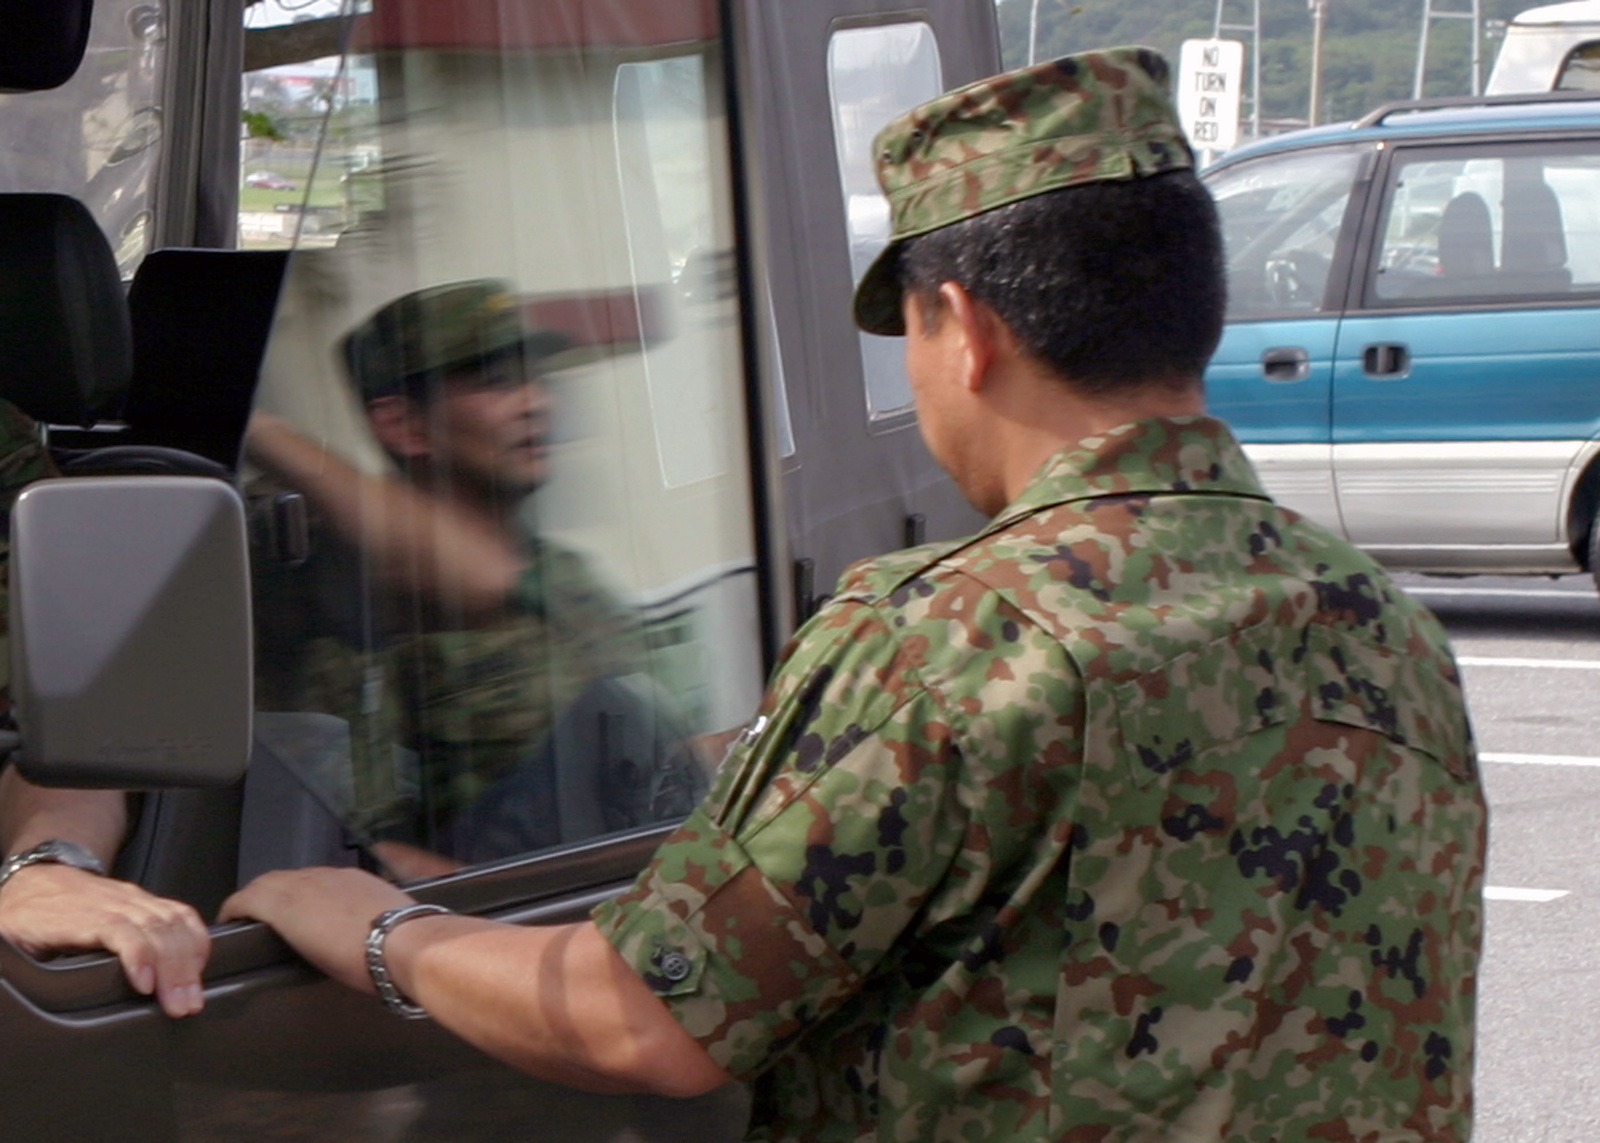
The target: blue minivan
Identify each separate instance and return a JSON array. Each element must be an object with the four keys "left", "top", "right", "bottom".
[{"left": 1202, "top": 92, "right": 1600, "bottom": 590}]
